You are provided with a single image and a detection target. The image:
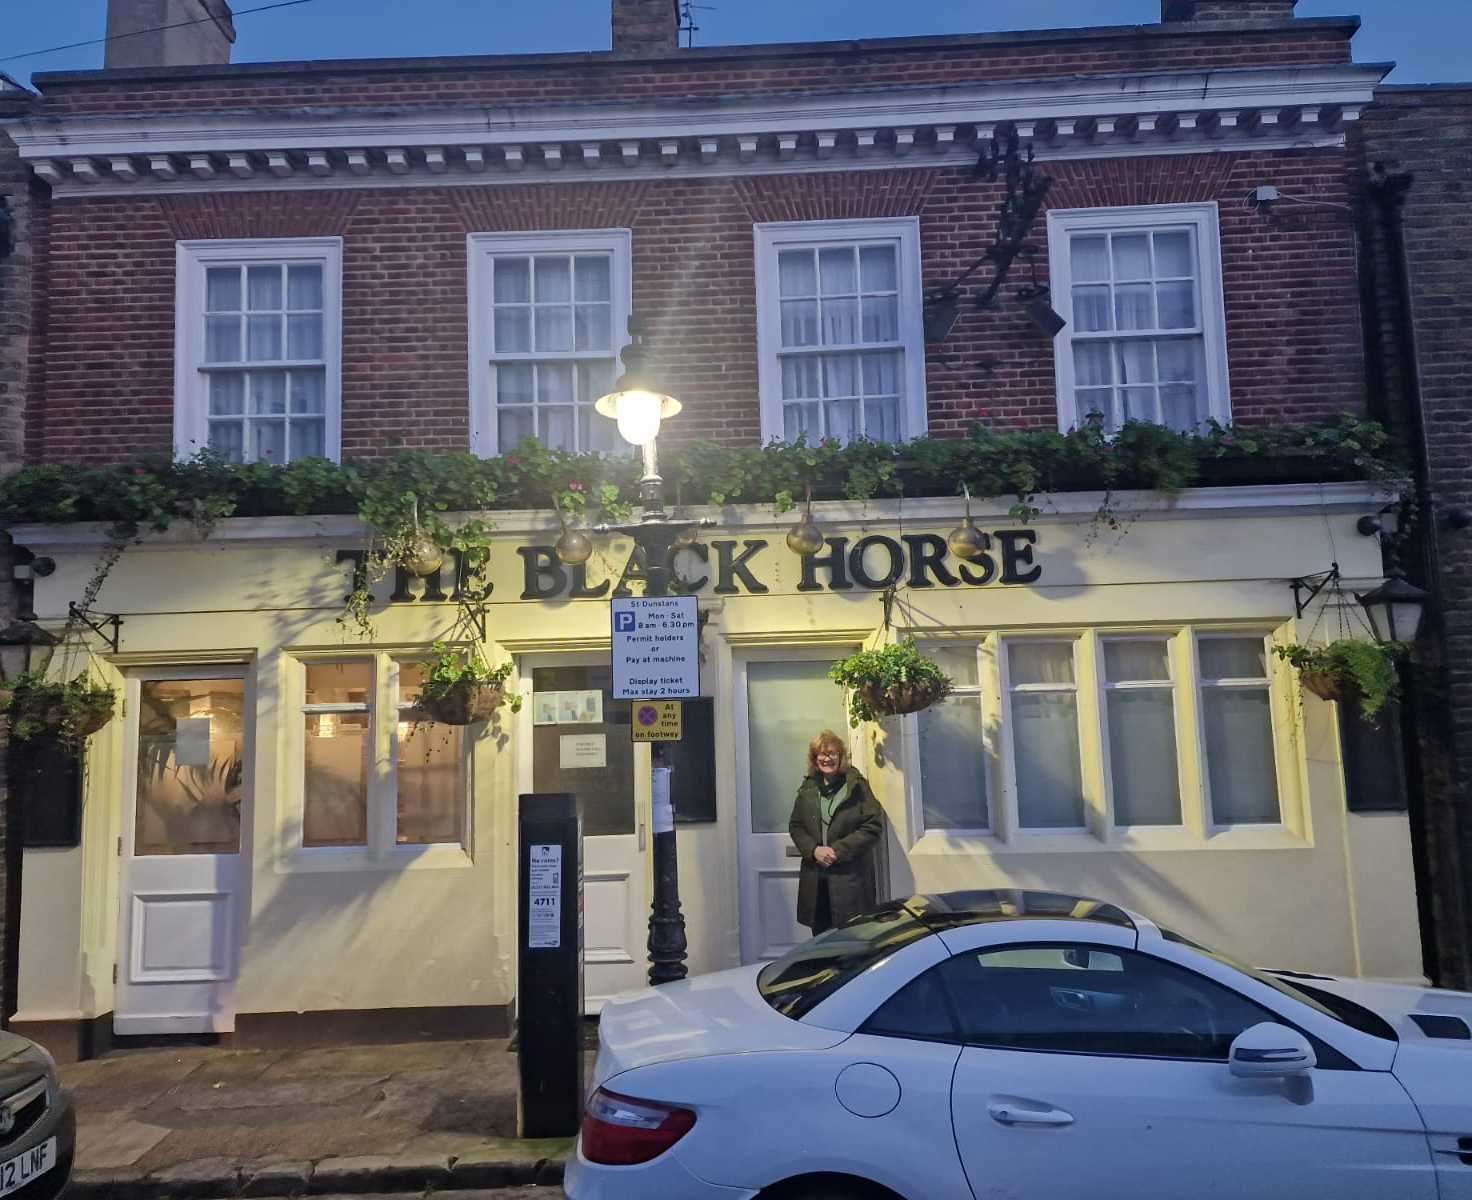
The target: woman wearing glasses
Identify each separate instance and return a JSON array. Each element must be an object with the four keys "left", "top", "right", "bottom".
[{"left": 788, "top": 730, "right": 884, "bottom": 936}]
